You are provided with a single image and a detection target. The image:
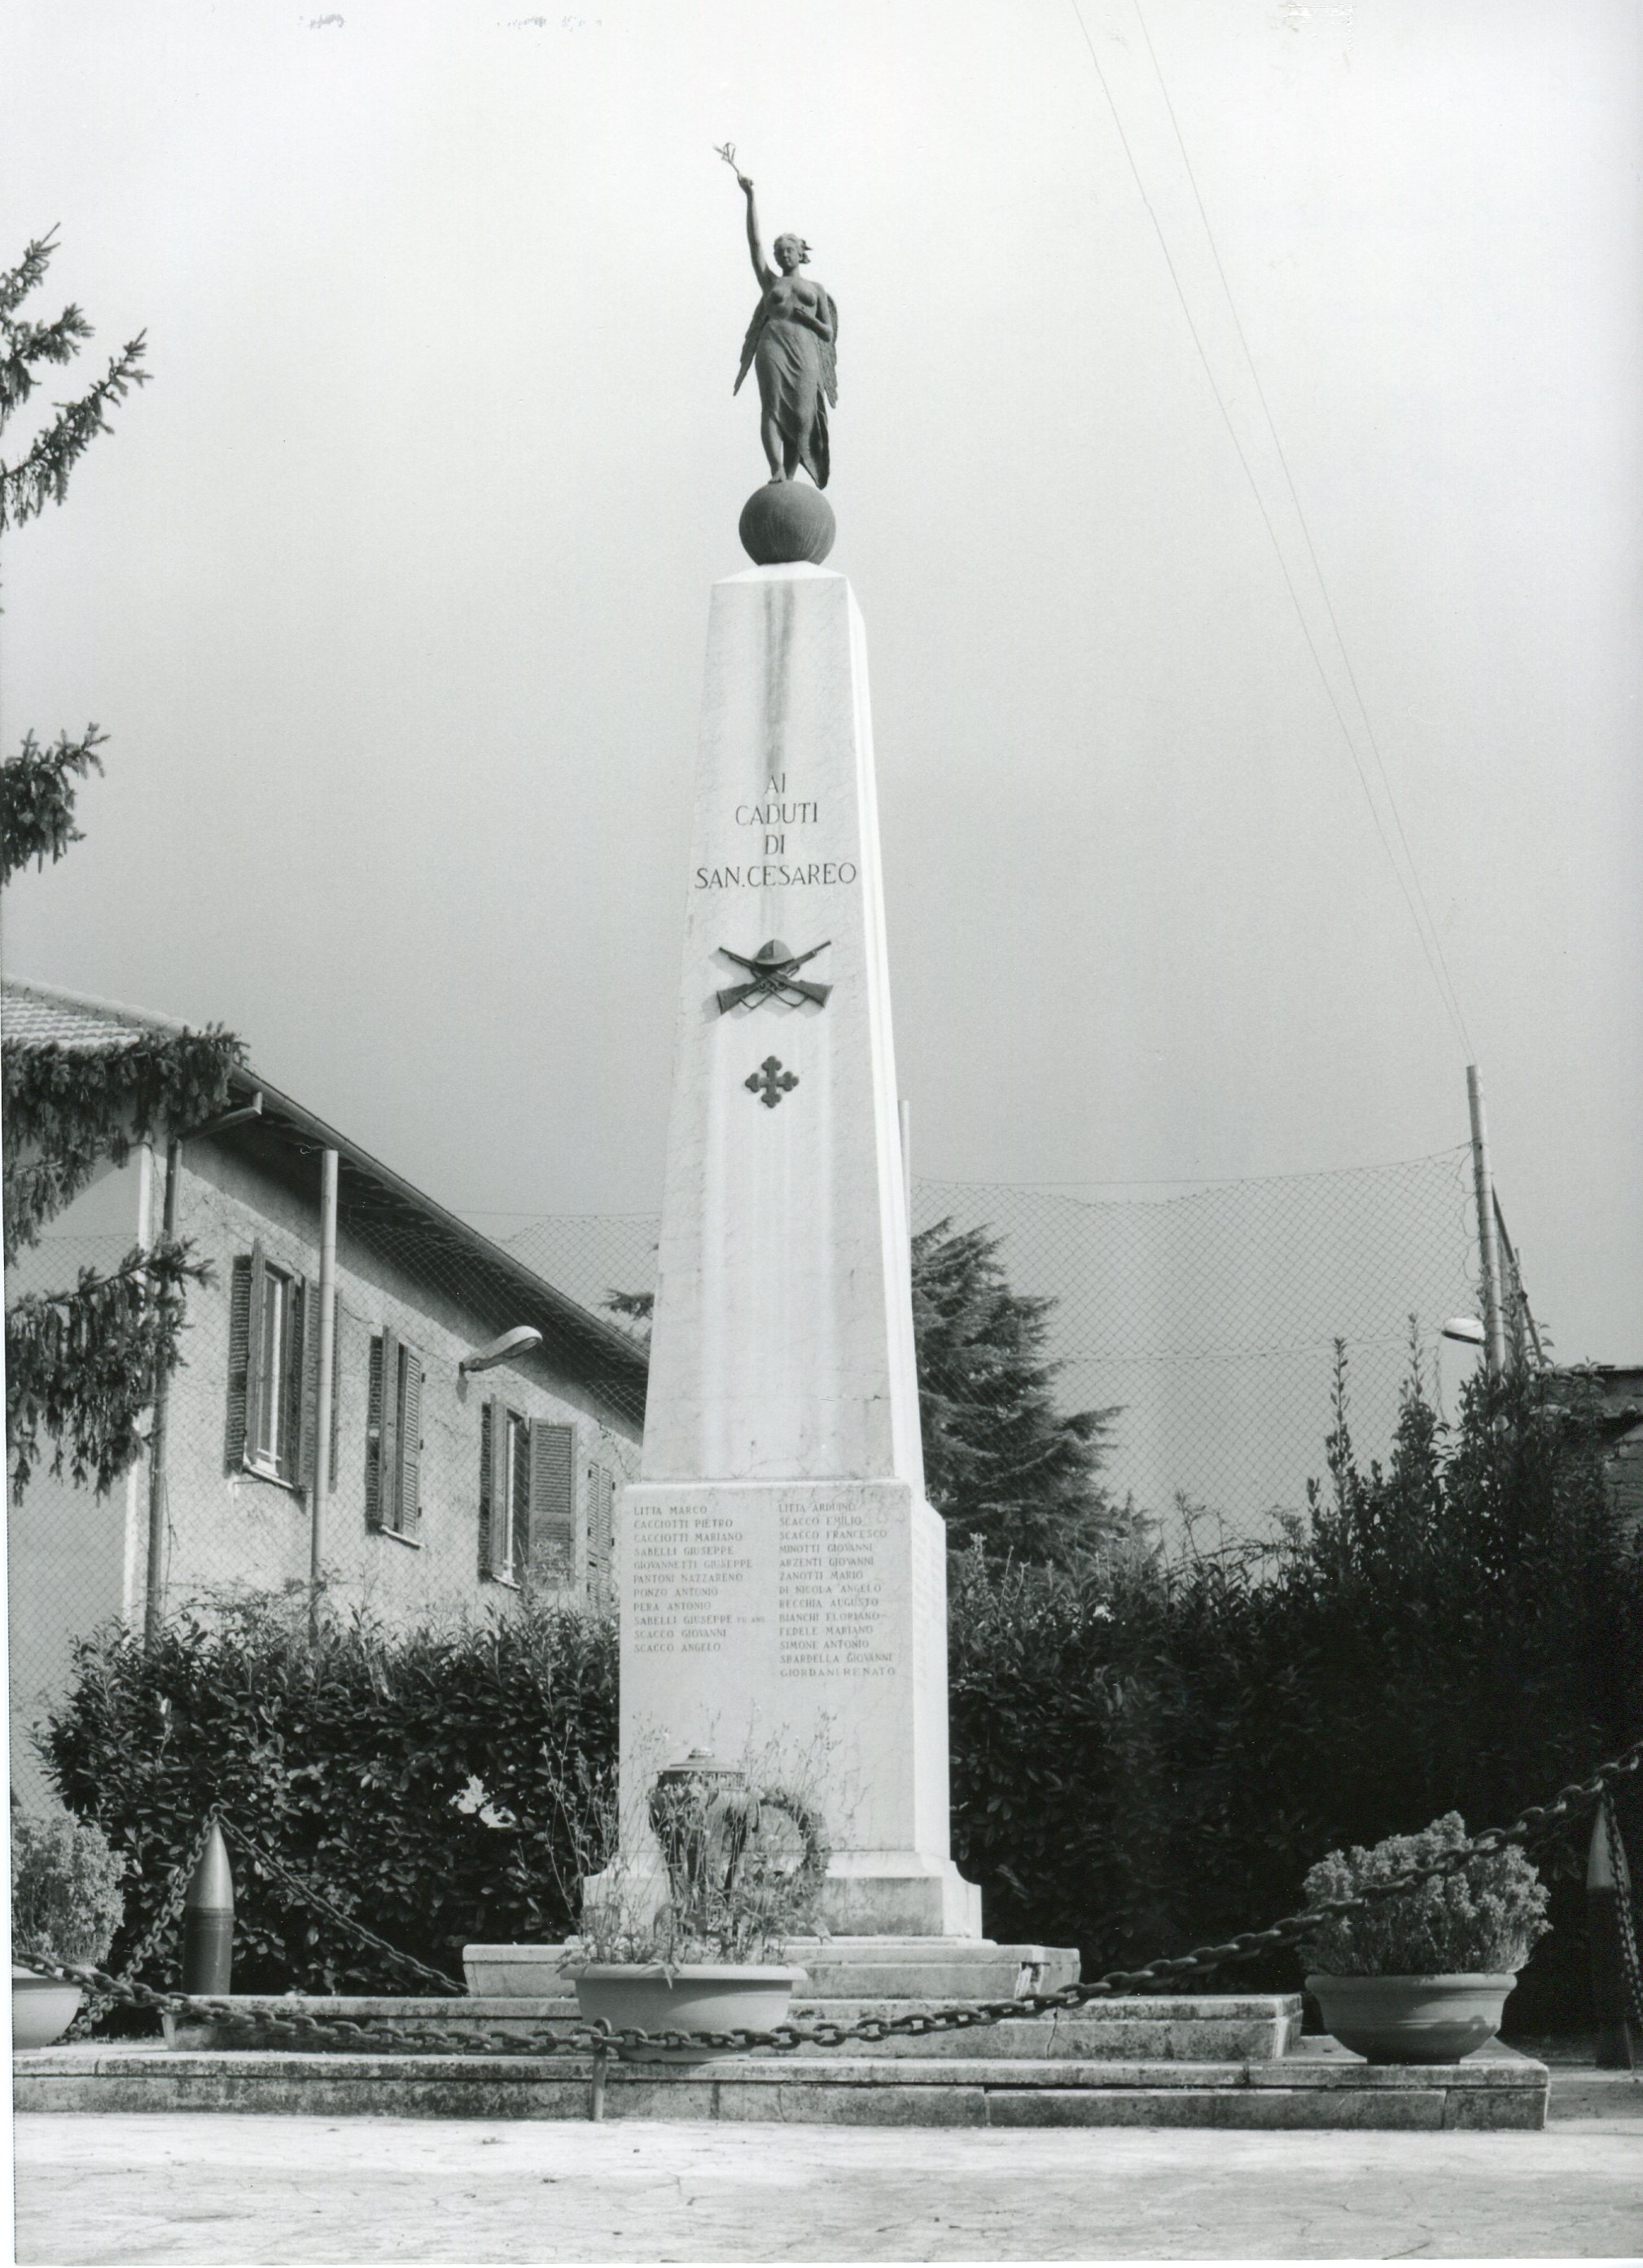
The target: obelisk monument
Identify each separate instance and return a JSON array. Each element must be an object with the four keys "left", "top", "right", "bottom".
[{"left": 613, "top": 158, "right": 981, "bottom": 1937}]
